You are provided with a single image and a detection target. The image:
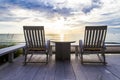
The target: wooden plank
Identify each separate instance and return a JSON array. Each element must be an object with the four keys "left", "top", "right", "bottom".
[
  {"left": 14, "top": 65, "right": 39, "bottom": 80},
  {"left": 0, "top": 43, "right": 25, "bottom": 56},
  {"left": 30, "top": 64, "right": 47, "bottom": 80},
  {"left": 0, "top": 57, "right": 25, "bottom": 80},
  {"left": 0, "top": 54, "right": 120, "bottom": 80},
  {"left": 91, "top": 29, "right": 95, "bottom": 47},
  {"left": 83, "top": 65, "right": 119, "bottom": 80},
  {"left": 0, "top": 55, "right": 47, "bottom": 80},
  {"left": 54, "top": 62, "right": 65, "bottom": 80},
  {"left": 72, "top": 55, "right": 120, "bottom": 80},
  {"left": 94, "top": 29, "right": 98, "bottom": 47},
  {"left": 104, "top": 55, "right": 120, "bottom": 79},
  {"left": 64, "top": 61, "right": 76, "bottom": 80},
  {"left": 71, "top": 57, "right": 87, "bottom": 80},
  {"left": 44, "top": 57, "right": 56, "bottom": 80},
  {"left": 0, "top": 63, "right": 20, "bottom": 80},
  {"left": 98, "top": 66, "right": 120, "bottom": 80},
  {"left": 81, "top": 65, "right": 103, "bottom": 80}
]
